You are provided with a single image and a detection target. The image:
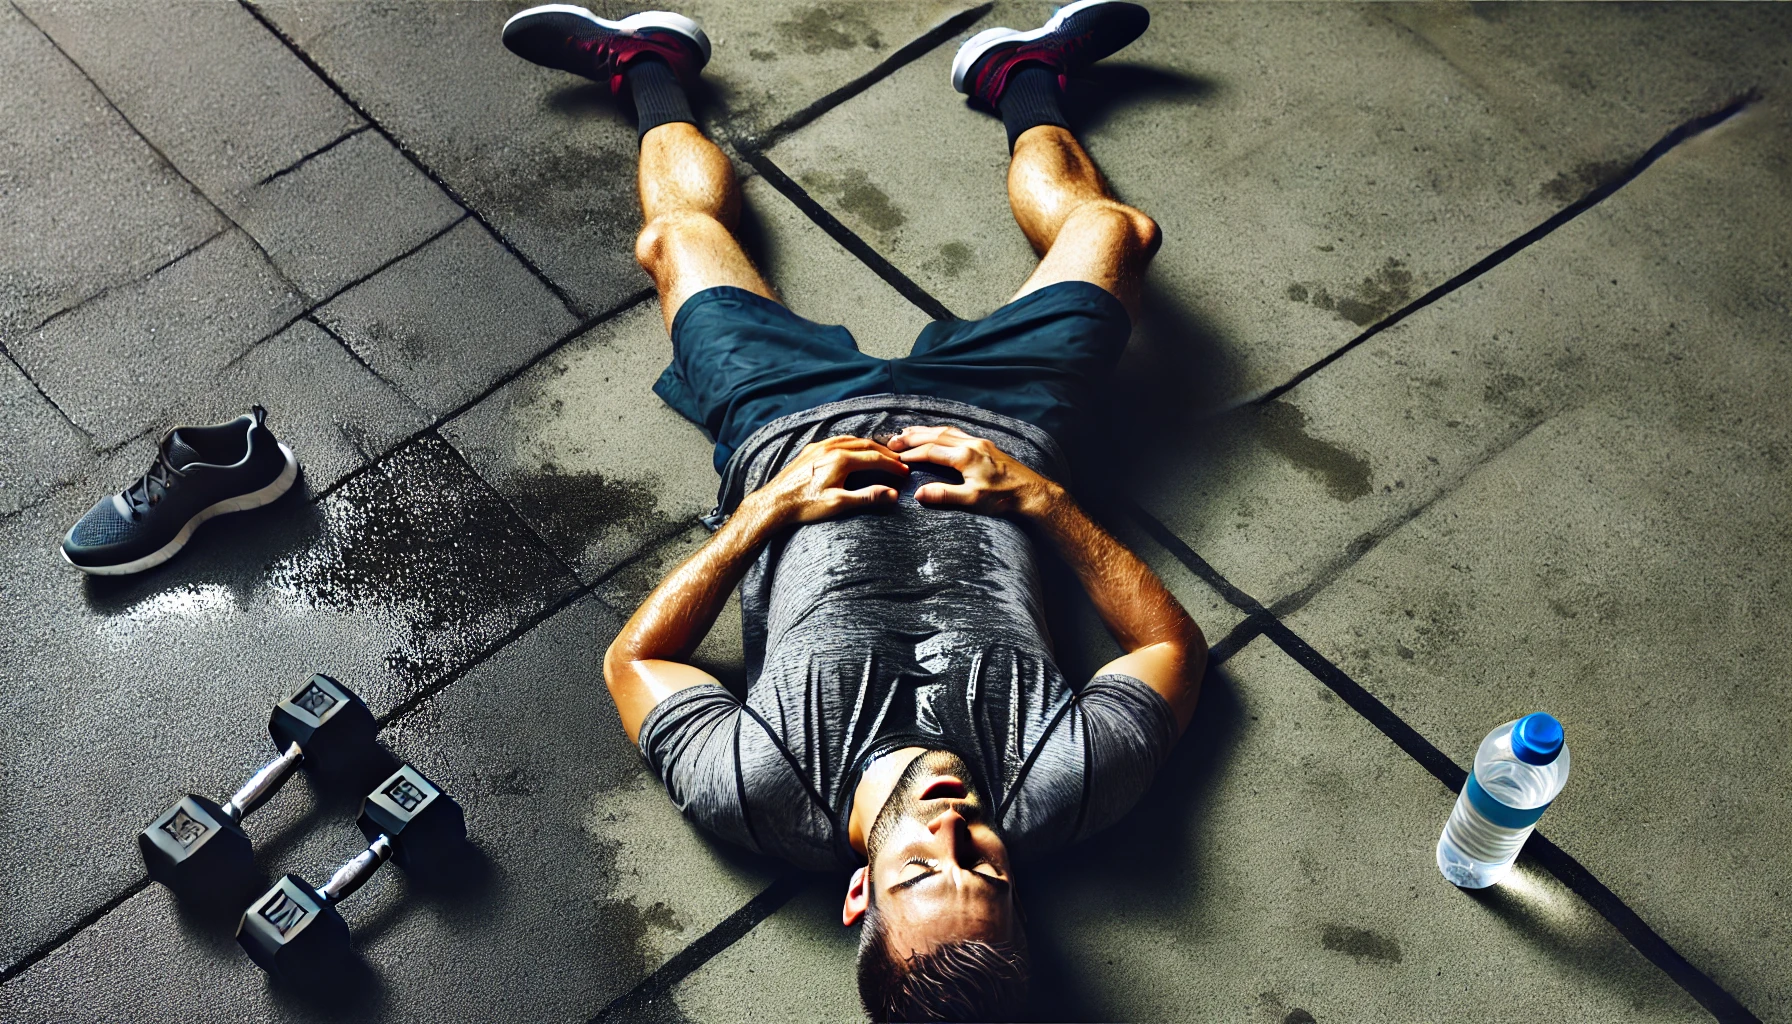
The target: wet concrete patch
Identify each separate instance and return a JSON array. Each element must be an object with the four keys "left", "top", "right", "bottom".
[
  {"left": 1321, "top": 923, "right": 1403, "bottom": 964},
  {"left": 269, "top": 432, "right": 578, "bottom": 689},
  {"left": 1256, "top": 400, "right": 1374, "bottom": 502},
  {"left": 1286, "top": 257, "right": 1416, "bottom": 328},
  {"left": 773, "top": 2, "right": 887, "bottom": 55},
  {"left": 796, "top": 167, "right": 907, "bottom": 233}
]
